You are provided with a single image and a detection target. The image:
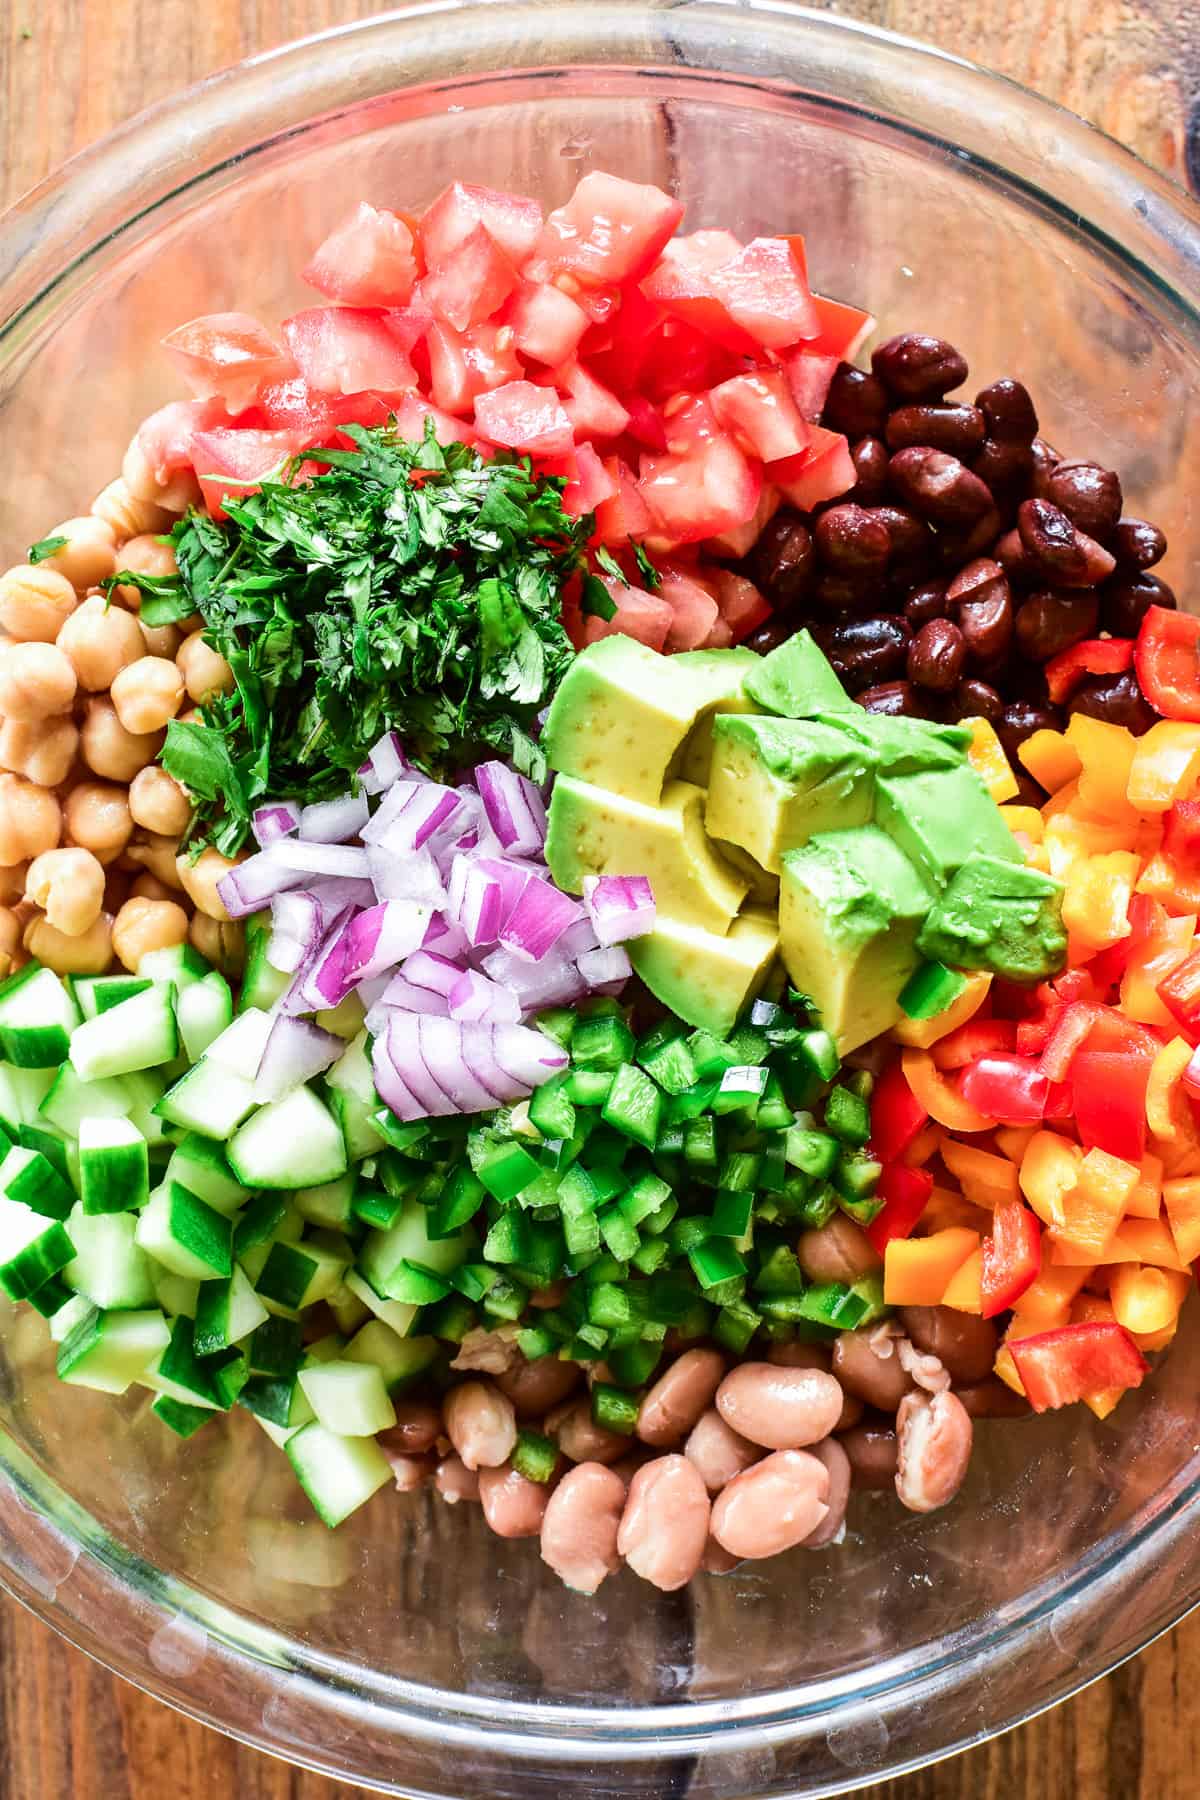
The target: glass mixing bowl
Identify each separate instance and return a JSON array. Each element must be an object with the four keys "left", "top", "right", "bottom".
[{"left": 2, "top": 4, "right": 1200, "bottom": 1794}]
